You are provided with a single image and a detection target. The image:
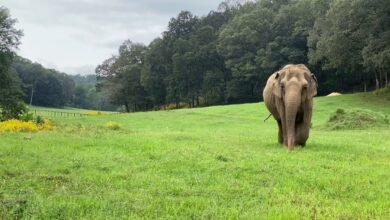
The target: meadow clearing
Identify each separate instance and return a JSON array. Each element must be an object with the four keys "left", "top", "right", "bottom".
[{"left": 0, "top": 93, "right": 389, "bottom": 219}]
